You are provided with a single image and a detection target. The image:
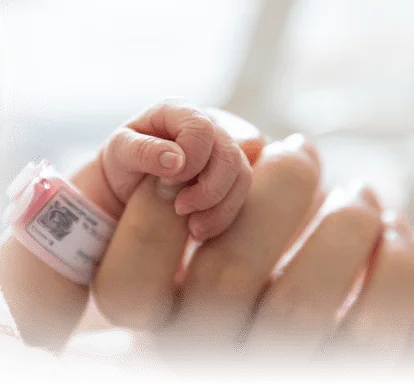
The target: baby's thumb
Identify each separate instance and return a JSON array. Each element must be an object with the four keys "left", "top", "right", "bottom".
[{"left": 104, "top": 127, "right": 186, "bottom": 177}]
